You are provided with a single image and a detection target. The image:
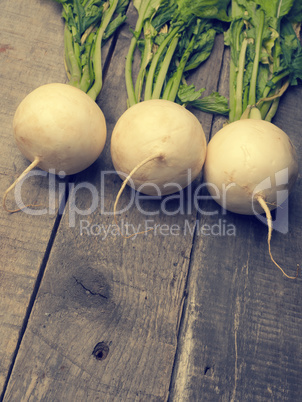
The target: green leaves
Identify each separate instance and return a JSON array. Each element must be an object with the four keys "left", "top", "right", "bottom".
[
  {"left": 280, "top": 18, "right": 302, "bottom": 84},
  {"left": 174, "top": 0, "right": 231, "bottom": 22},
  {"left": 287, "top": 0, "right": 302, "bottom": 22},
  {"left": 177, "top": 85, "right": 230, "bottom": 115},
  {"left": 253, "top": 0, "right": 293, "bottom": 18},
  {"left": 125, "top": 0, "right": 232, "bottom": 109},
  {"left": 184, "top": 28, "right": 217, "bottom": 71},
  {"left": 61, "top": 0, "right": 104, "bottom": 42},
  {"left": 226, "top": 0, "right": 302, "bottom": 122},
  {"left": 54, "top": 0, "right": 130, "bottom": 100}
]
